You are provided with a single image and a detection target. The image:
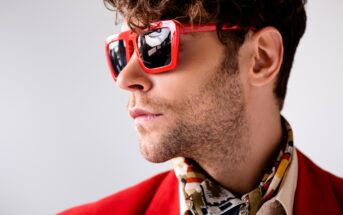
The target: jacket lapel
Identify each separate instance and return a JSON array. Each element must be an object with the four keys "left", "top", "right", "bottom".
[
  {"left": 294, "top": 150, "right": 342, "bottom": 214},
  {"left": 145, "top": 171, "right": 180, "bottom": 215}
]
